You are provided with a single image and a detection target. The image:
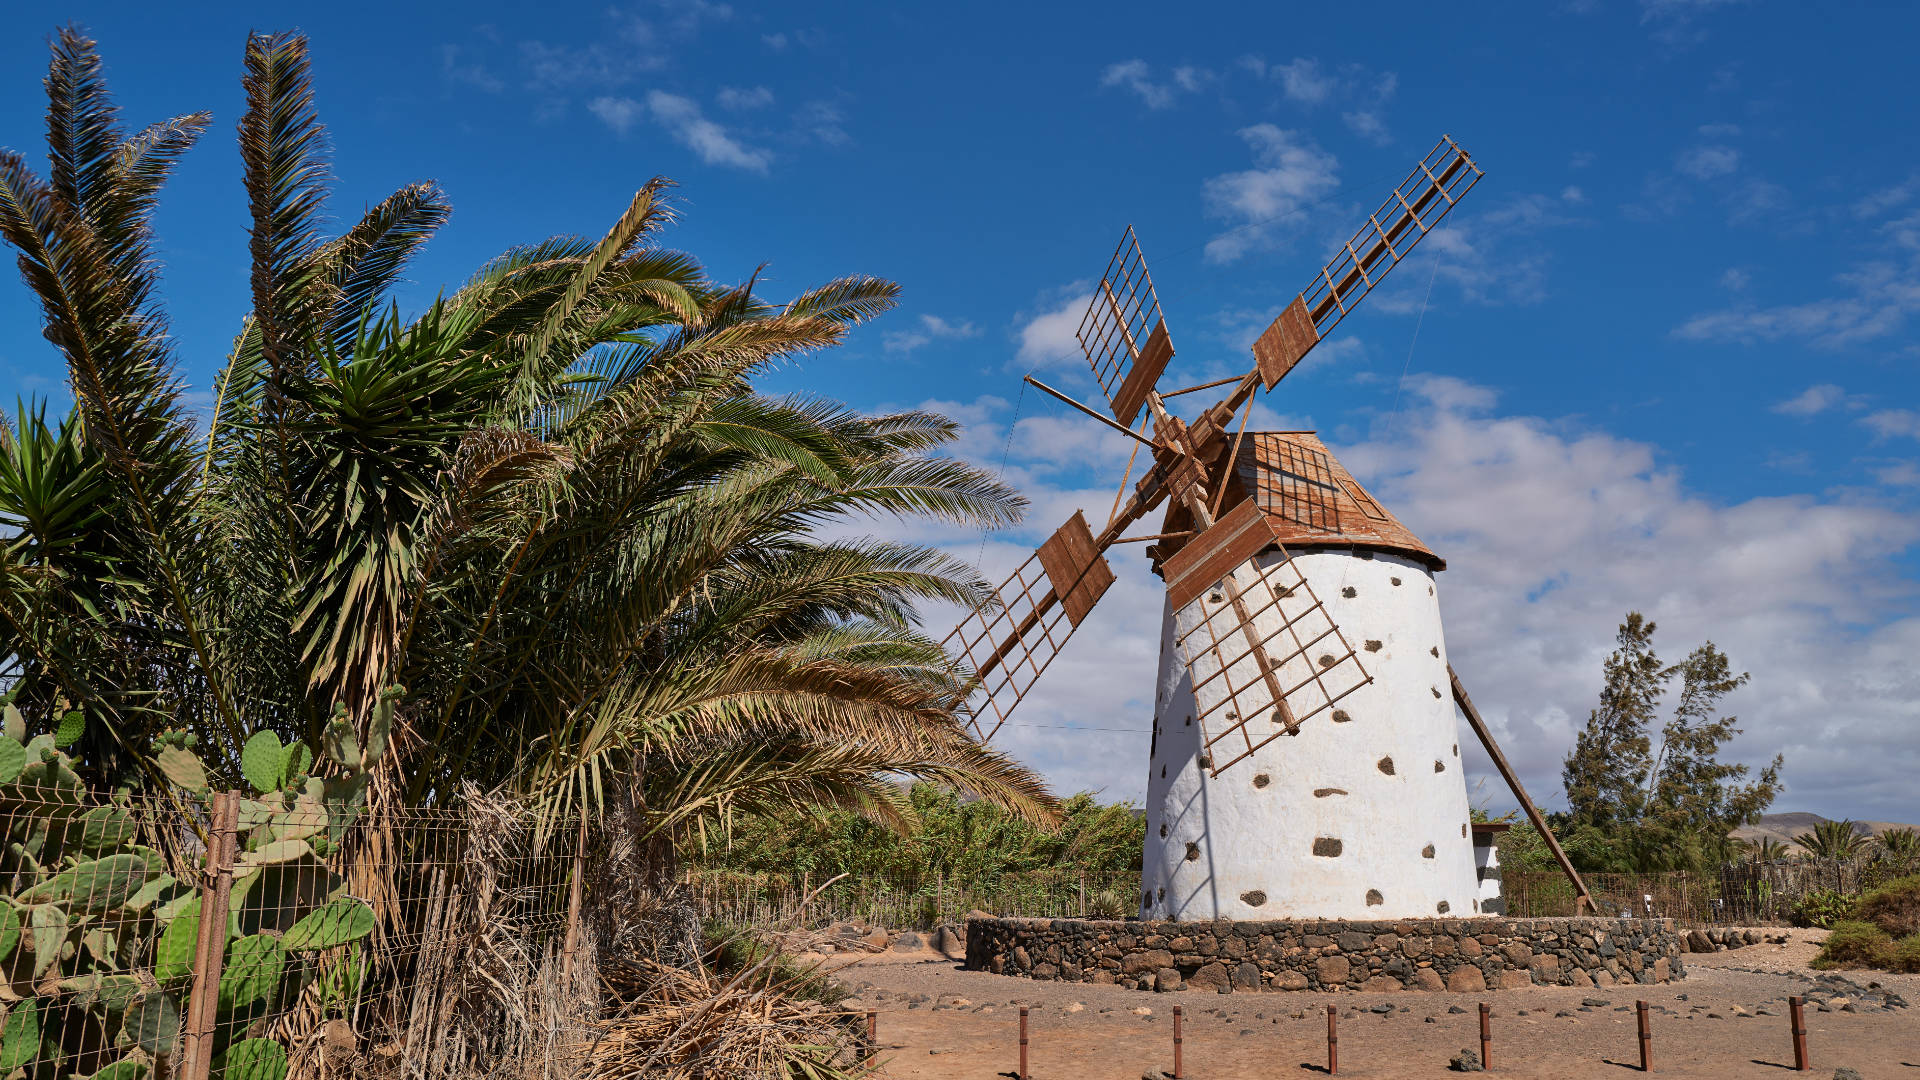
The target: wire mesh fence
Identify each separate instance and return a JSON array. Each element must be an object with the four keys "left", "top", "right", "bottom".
[
  {"left": 689, "top": 858, "right": 1902, "bottom": 933},
  {"left": 683, "top": 869, "right": 1145, "bottom": 930},
  {"left": 1504, "top": 859, "right": 1889, "bottom": 924},
  {"left": 0, "top": 782, "right": 581, "bottom": 1080}
]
